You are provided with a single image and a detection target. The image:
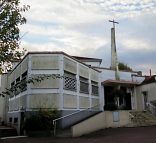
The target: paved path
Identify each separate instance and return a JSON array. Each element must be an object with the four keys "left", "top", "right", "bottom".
[{"left": 1, "top": 126, "right": 156, "bottom": 143}]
